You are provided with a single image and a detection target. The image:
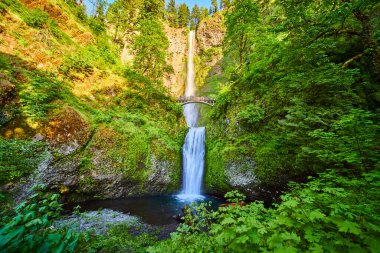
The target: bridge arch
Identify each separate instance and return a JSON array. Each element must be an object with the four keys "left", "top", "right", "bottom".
[{"left": 177, "top": 96, "right": 216, "bottom": 107}]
